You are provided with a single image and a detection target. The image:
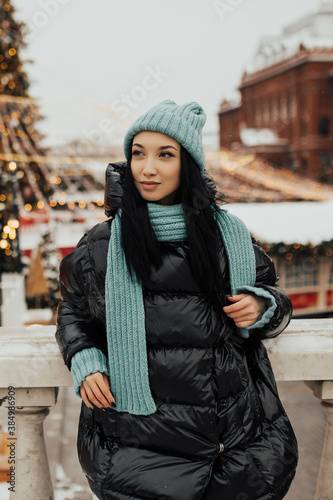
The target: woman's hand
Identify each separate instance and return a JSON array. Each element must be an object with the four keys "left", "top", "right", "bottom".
[
  {"left": 223, "top": 293, "right": 269, "bottom": 328},
  {"left": 80, "top": 372, "right": 116, "bottom": 410}
]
